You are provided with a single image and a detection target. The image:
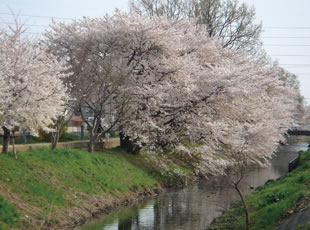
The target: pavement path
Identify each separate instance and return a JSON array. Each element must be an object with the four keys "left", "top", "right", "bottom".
[{"left": 273, "top": 207, "right": 310, "bottom": 230}]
